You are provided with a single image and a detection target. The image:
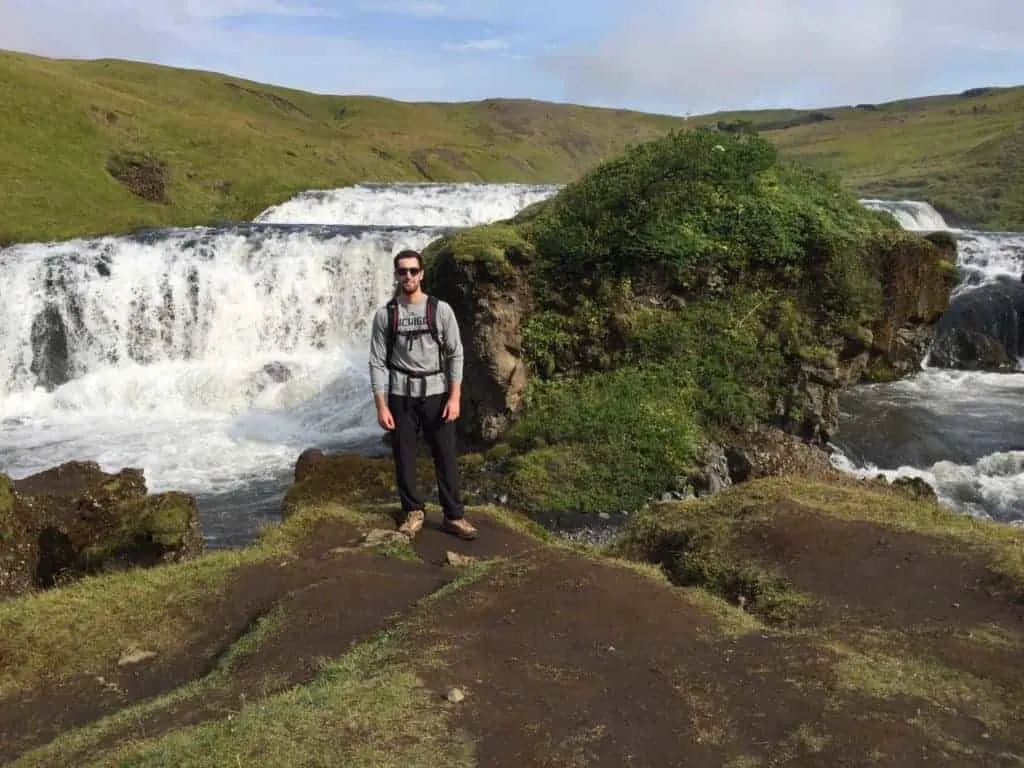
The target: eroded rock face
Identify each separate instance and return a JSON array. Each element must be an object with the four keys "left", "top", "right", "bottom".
[
  {"left": 0, "top": 461, "right": 203, "bottom": 600},
  {"left": 427, "top": 248, "right": 534, "bottom": 448},
  {"left": 781, "top": 232, "right": 958, "bottom": 441},
  {"left": 426, "top": 225, "right": 956, "bottom": 450}
]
